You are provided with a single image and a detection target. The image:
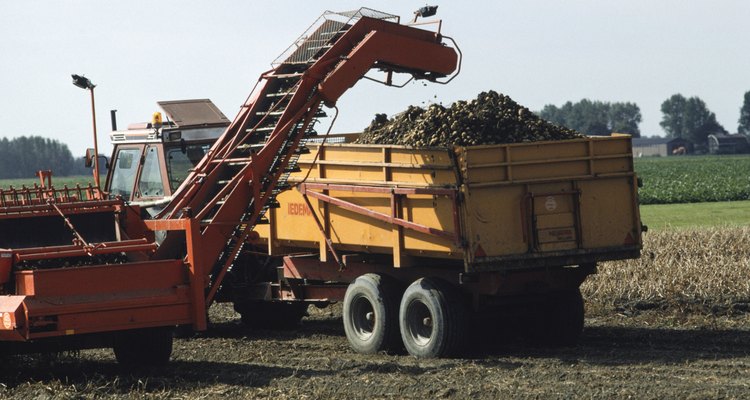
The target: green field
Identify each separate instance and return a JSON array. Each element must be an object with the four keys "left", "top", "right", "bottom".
[
  {"left": 634, "top": 154, "right": 750, "bottom": 229},
  {"left": 640, "top": 200, "right": 750, "bottom": 230},
  {"left": 635, "top": 154, "right": 750, "bottom": 204},
  {"left": 0, "top": 175, "right": 101, "bottom": 189}
]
